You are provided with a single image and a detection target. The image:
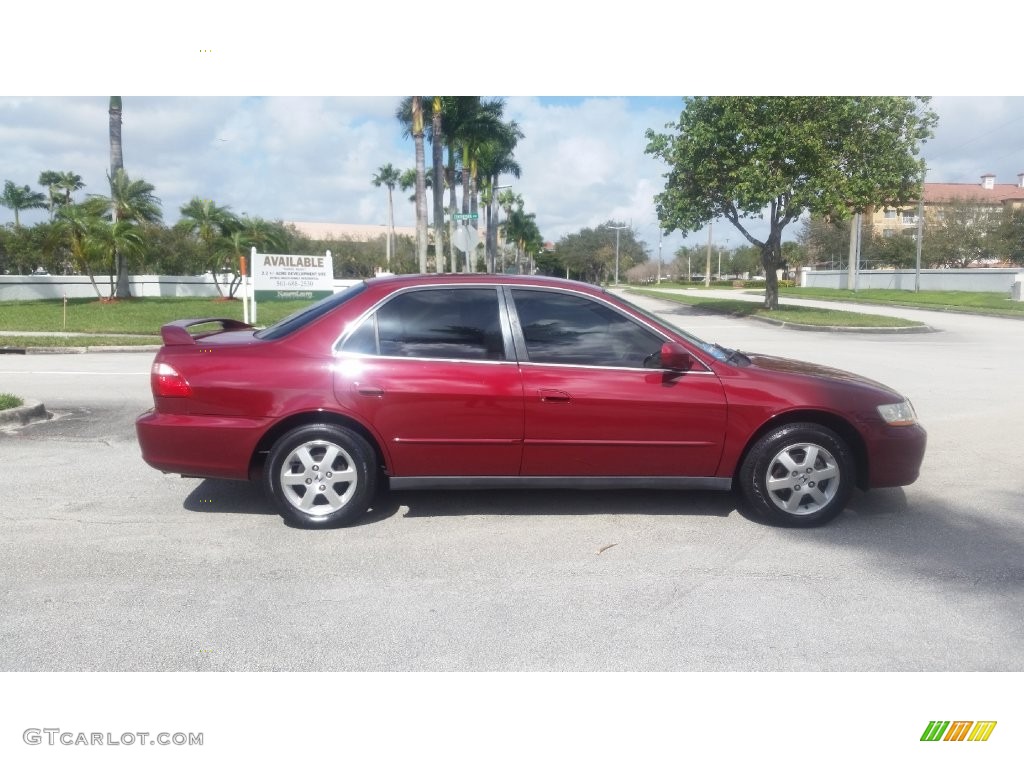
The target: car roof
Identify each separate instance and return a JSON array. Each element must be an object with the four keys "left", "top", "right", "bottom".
[{"left": 362, "top": 273, "right": 607, "bottom": 294}]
